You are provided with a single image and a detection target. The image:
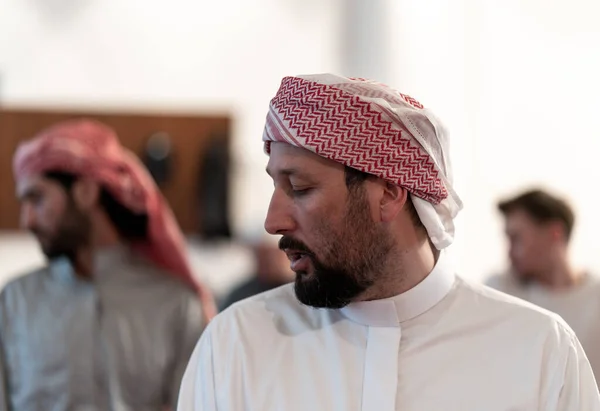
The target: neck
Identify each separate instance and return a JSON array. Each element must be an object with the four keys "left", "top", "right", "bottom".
[
  {"left": 536, "top": 257, "right": 581, "bottom": 289},
  {"left": 71, "top": 213, "right": 122, "bottom": 278},
  {"left": 71, "top": 247, "right": 93, "bottom": 278},
  {"left": 361, "top": 238, "right": 437, "bottom": 301}
]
